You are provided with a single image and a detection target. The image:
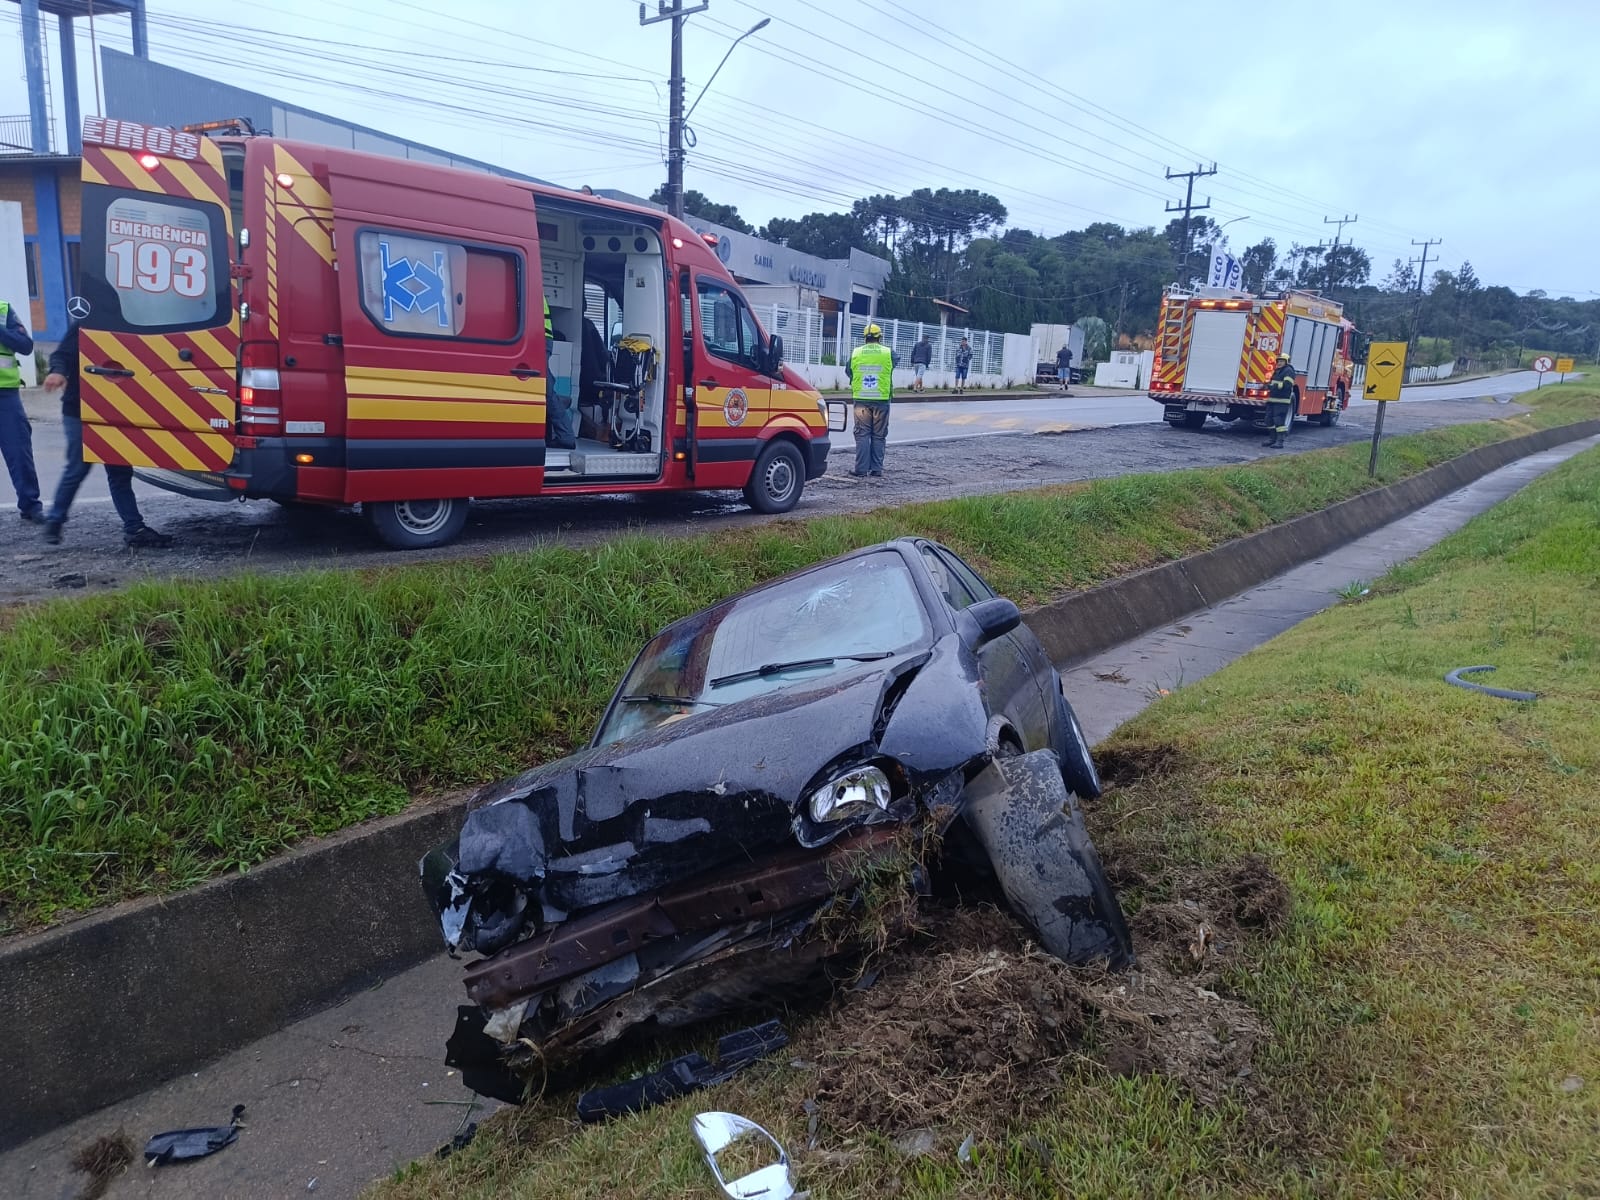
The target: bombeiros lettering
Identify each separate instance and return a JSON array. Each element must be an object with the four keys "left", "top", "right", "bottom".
[{"left": 83, "top": 116, "right": 203, "bottom": 162}]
